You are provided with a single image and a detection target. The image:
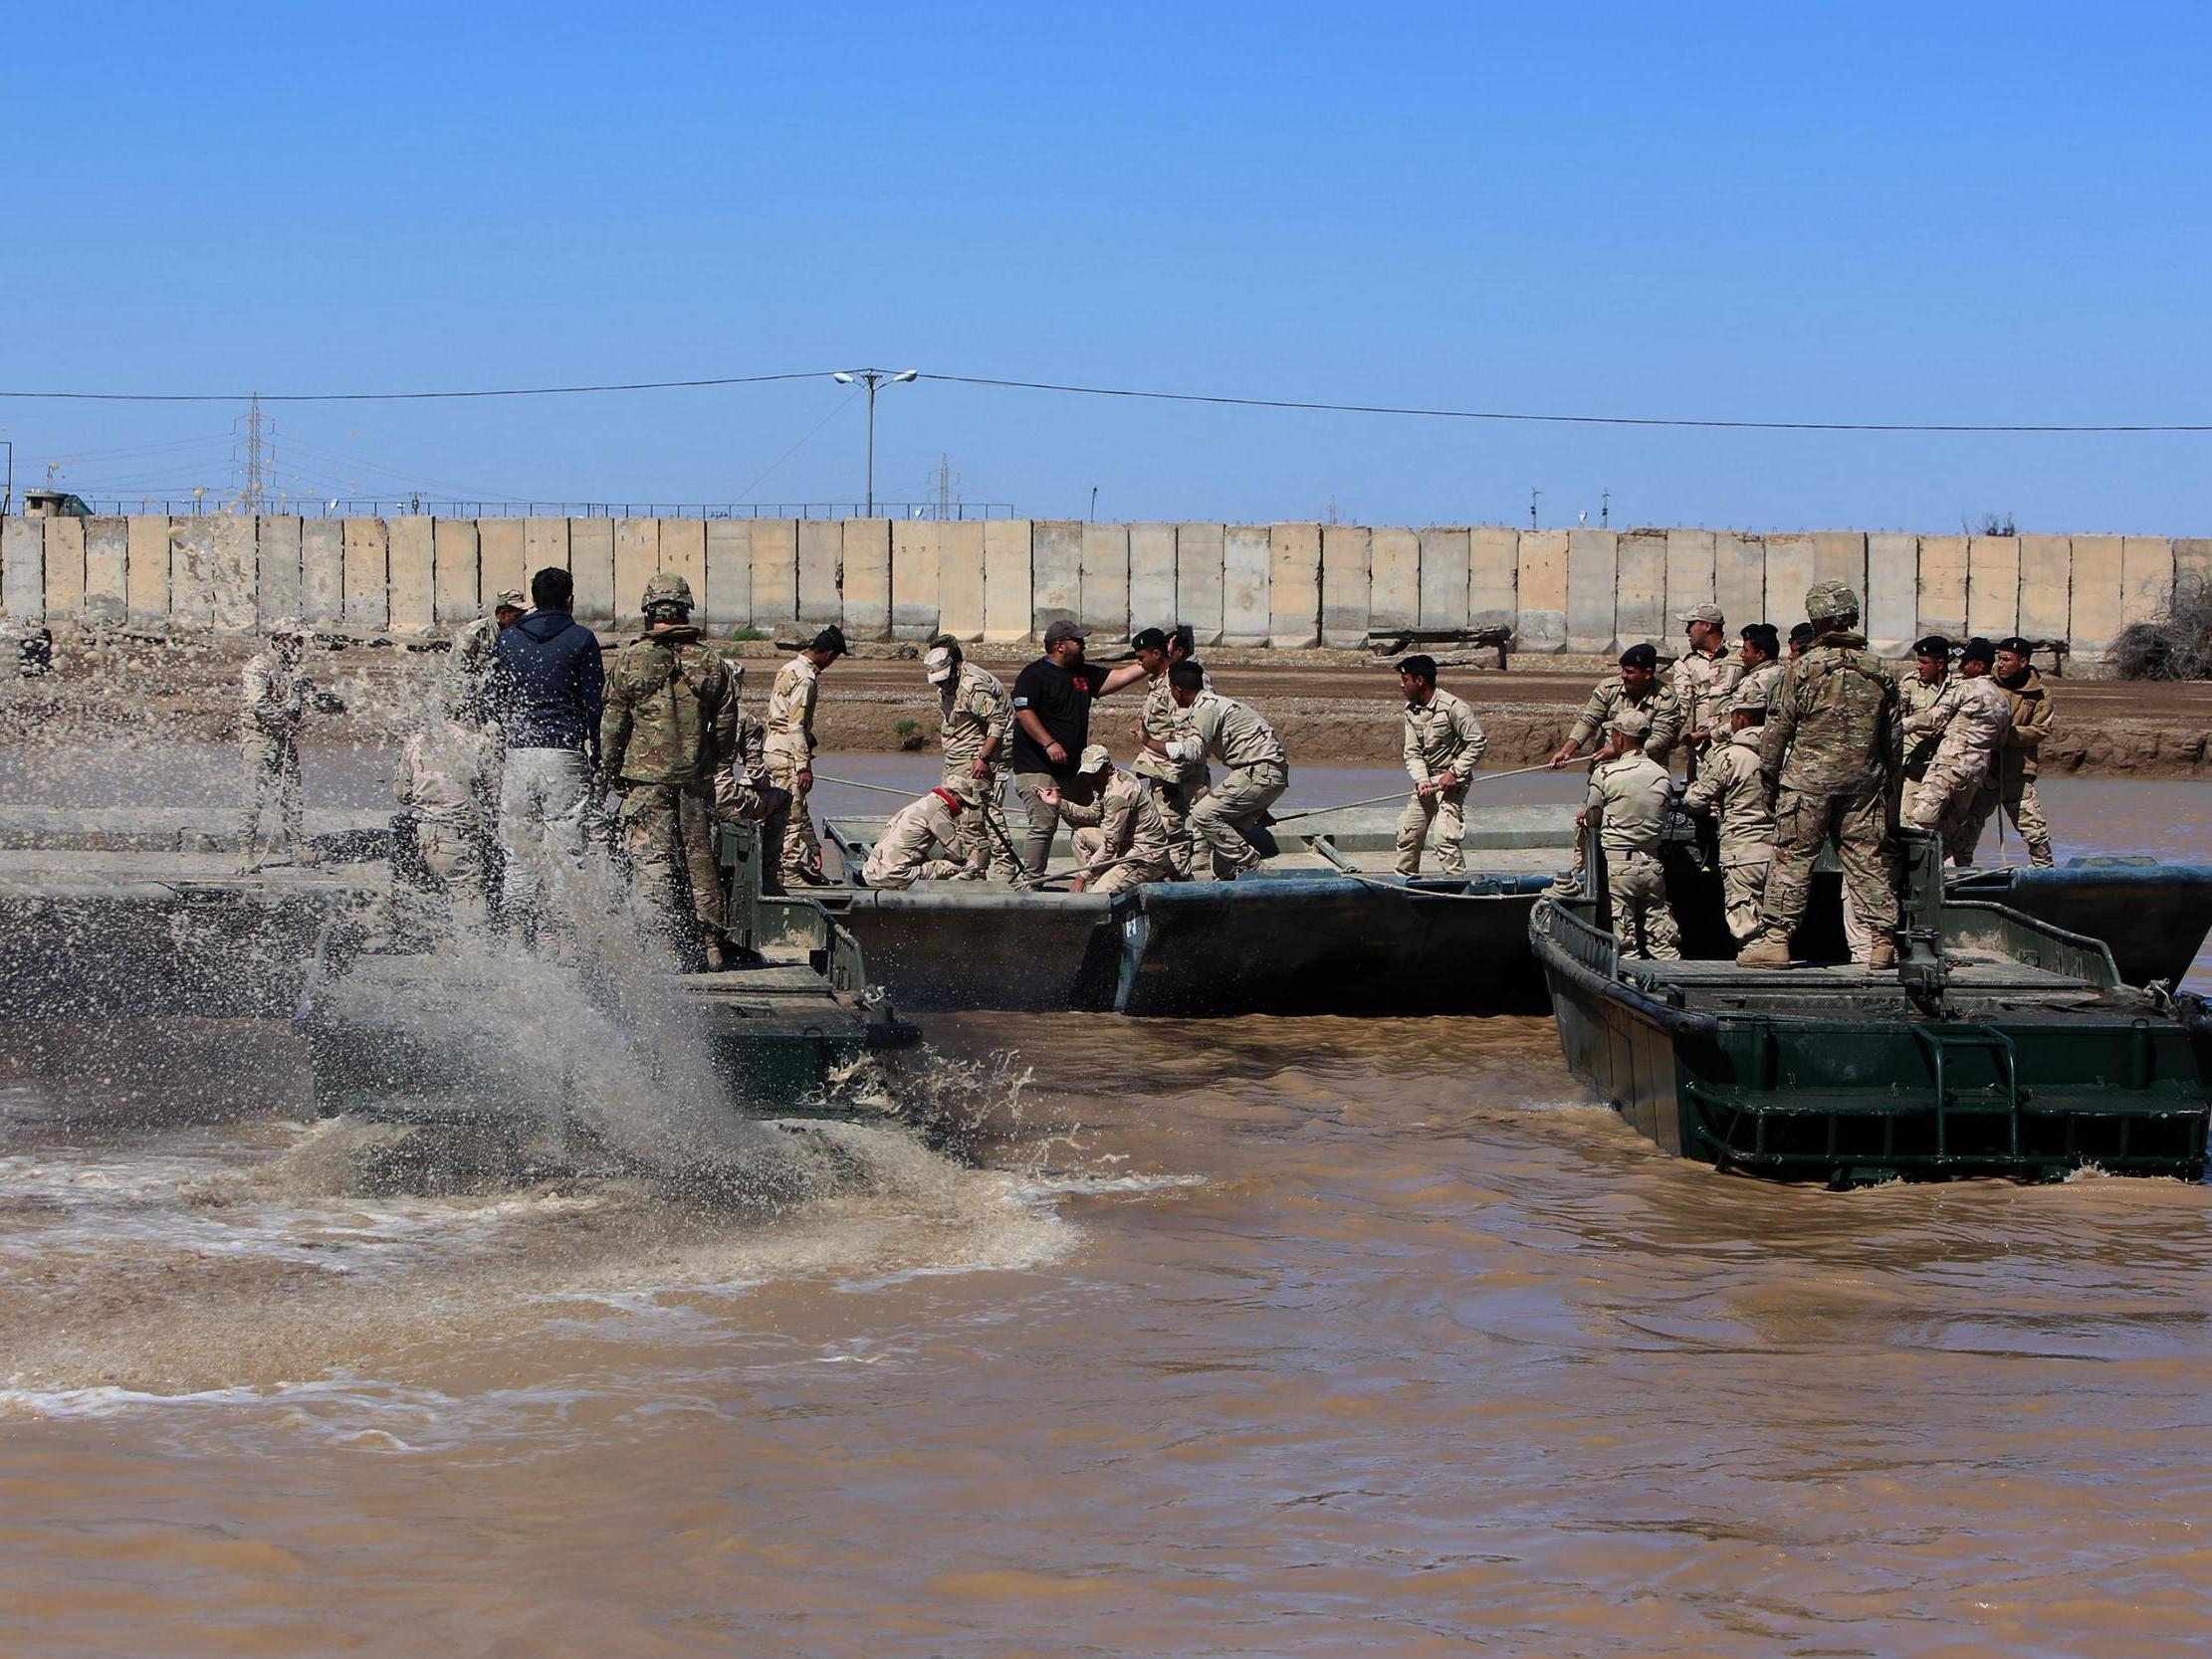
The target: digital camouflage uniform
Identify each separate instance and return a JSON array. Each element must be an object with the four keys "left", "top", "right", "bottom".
[
  {"left": 392, "top": 713, "right": 498, "bottom": 927},
  {"left": 1748, "top": 598, "right": 1903, "bottom": 959},
  {"left": 1673, "top": 646, "right": 1743, "bottom": 770},
  {"left": 1168, "top": 691, "right": 1288, "bottom": 876},
  {"left": 1054, "top": 766, "right": 1176, "bottom": 896},
  {"left": 1131, "top": 668, "right": 1212, "bottom": 877},
  {"left": 860, "top": 786, "right": 978, "bottom": 889},
  {"left": 1902, "top": 673, "right": 2011, "bottom": 863},
  {"left": 1584, "top": 749, "right": 1681, "bottom": 960},
  {"left": 236, "top": 641, "right": 320, "bottom": 870},
  {"left": 765, "top": 654, "right": 825, "bottom": 883},
  {"left": 712, "top": 710, "right": 792, "bottom": 888},
  {"left": 600, "top": 621, "right": 739, "bottom": 945},
  {"left": 939, "top": 661, "right": 1019, "bottom": 880},
  {"left": 1957, "top": 668, "right": 2056, "bottom": 867},
  {"left": 1396, "top": 687, "right": 1488, "bottom": 876},
  {"left": 1680, "top": 726, "right": 1774, "bottom": 942}
]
